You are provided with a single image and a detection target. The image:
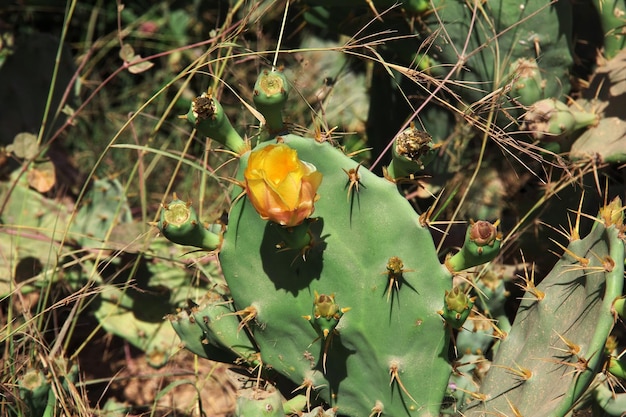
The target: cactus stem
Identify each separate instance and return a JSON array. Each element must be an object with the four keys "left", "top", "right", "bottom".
[{"left": 389, "top": 361, "right": 418, "bottom": 405}]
